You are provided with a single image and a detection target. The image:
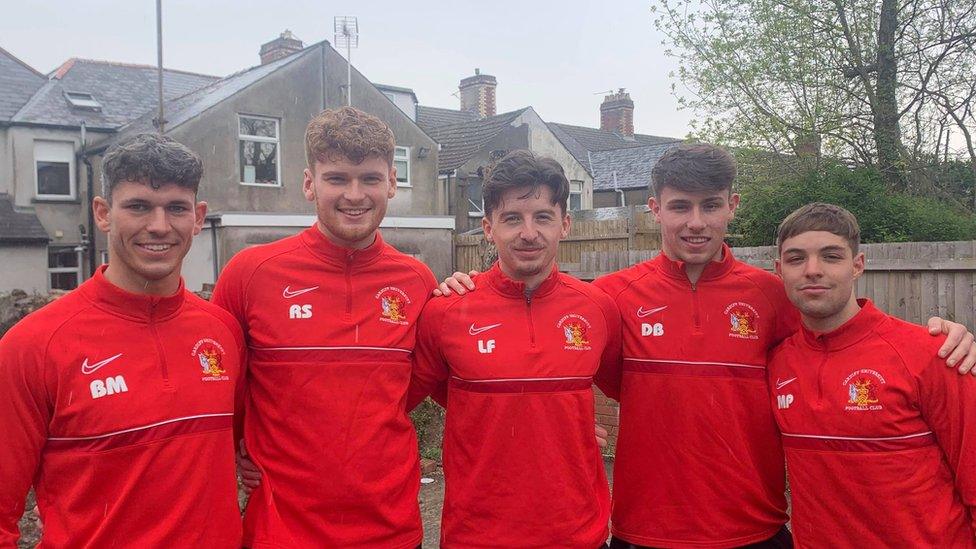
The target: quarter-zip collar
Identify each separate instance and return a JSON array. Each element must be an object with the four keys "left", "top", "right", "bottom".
[
  {"left": 80, "top": 265, "right": 185, "bottom": 323},
  {"left": 800, "top": 298, "right": 886, "bottom": 351},
  {"left": 653, "top": 243, "right": 736, "bottom": 284},
  {"left": 300, "top": 225, "right": 386, "bottom": 267},
  {"left": 484, "top": 261, "right": 560, "bottom": 300}
]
